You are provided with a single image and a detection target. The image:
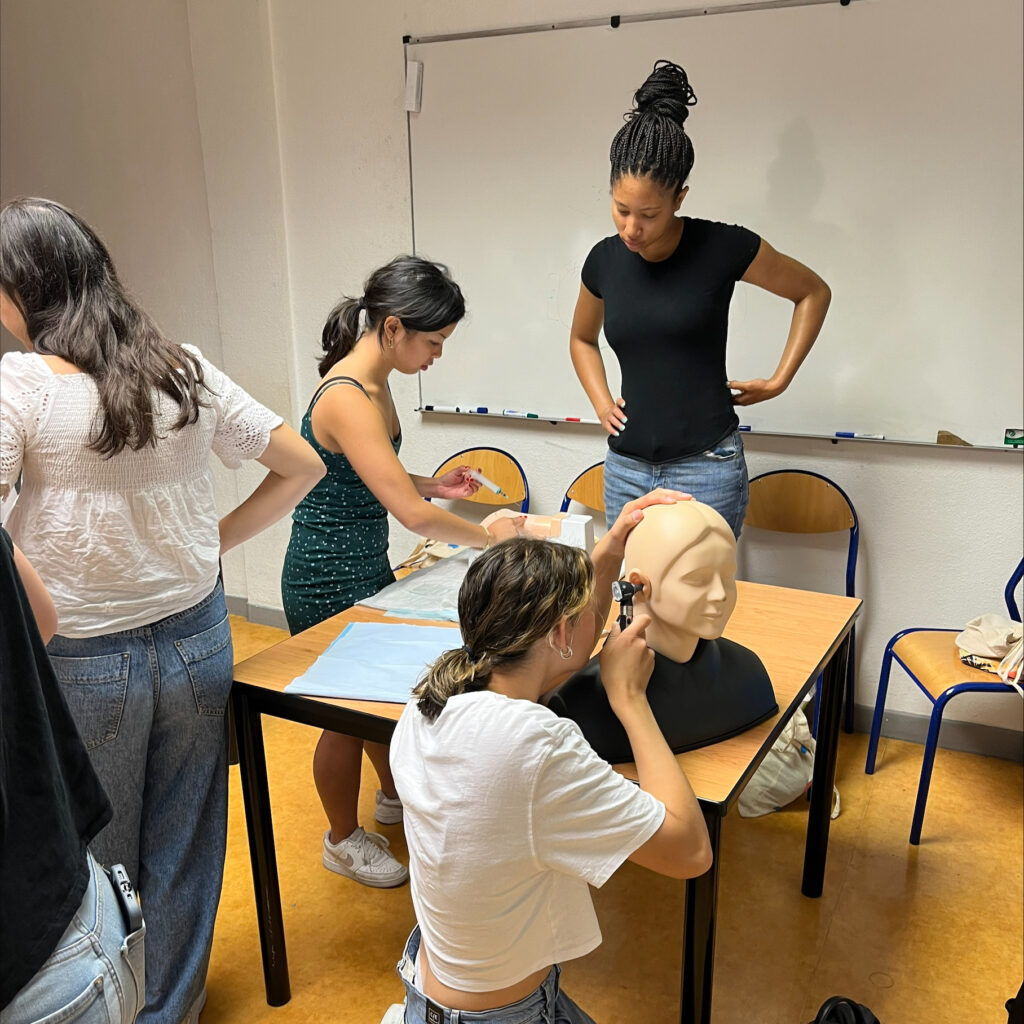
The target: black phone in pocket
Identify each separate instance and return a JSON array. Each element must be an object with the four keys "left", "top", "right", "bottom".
[{"left": 107, "top": 863, "right": 144, "bottom": 934}]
